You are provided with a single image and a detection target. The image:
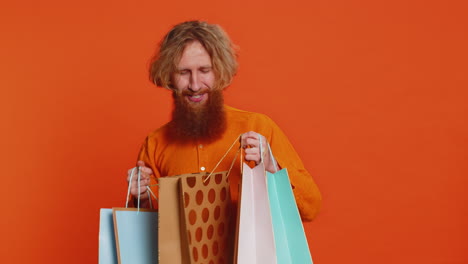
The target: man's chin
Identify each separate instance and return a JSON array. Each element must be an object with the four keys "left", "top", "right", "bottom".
[
  {"left": 169, "top": 89, "right": 226, "bottom": 142},
  {"left": 184, "top": 102, "right": 205, "bottom": 112},
  {"left": 185, "top": 99, "right": 209, "bottom": 110}
]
